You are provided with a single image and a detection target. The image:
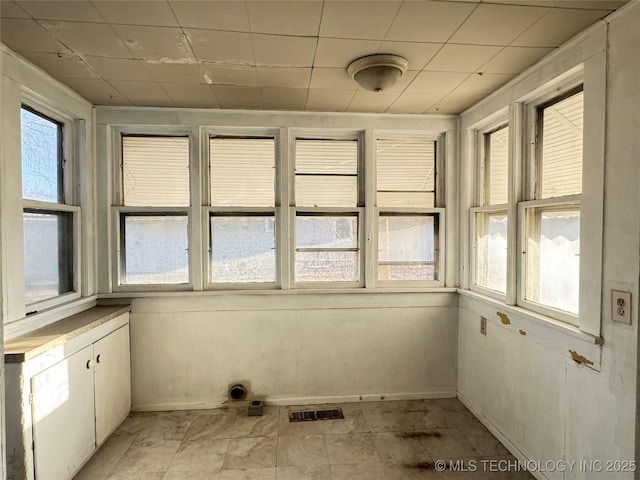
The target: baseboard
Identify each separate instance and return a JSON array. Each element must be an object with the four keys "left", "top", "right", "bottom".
[
  {"left": 457, "top": 392, "right": 549, "bottom": 480},
  {"left": 131, "top": 390, "right": 458, "bottom": 412}
]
